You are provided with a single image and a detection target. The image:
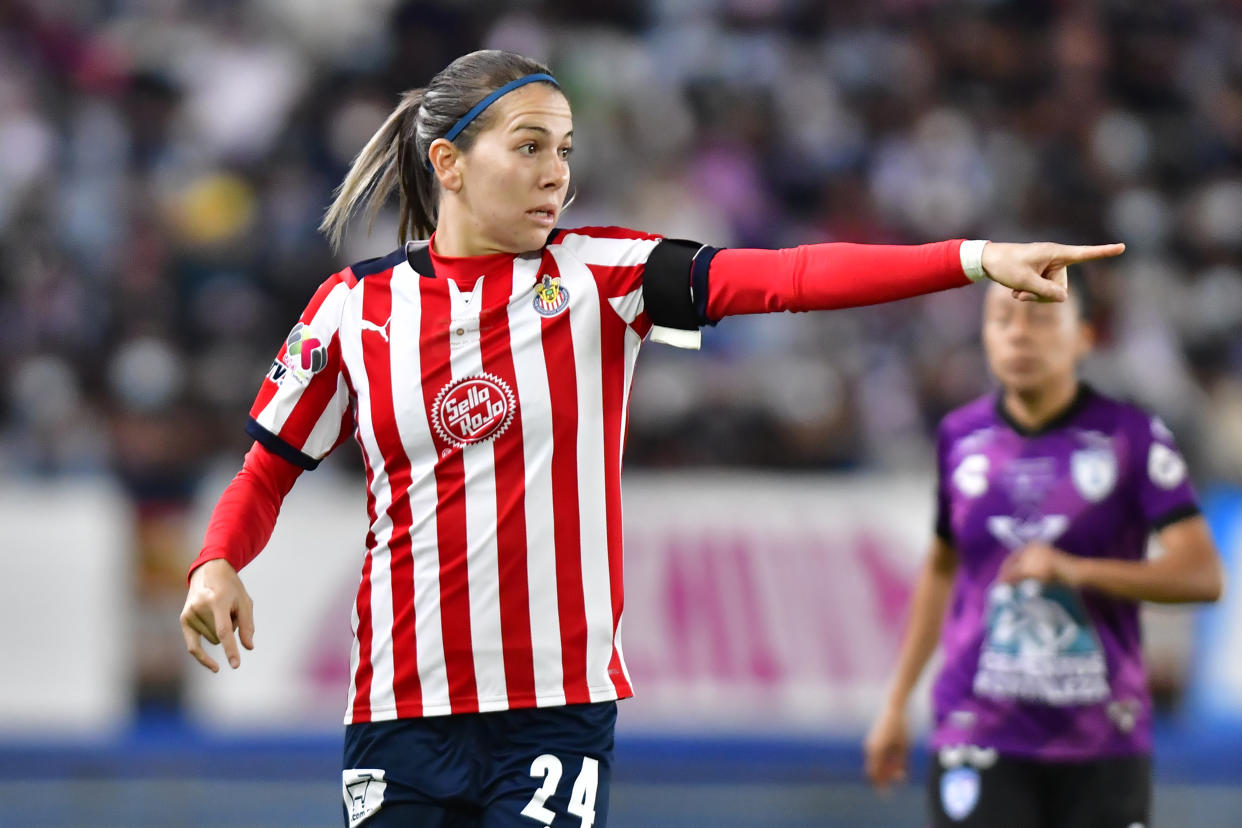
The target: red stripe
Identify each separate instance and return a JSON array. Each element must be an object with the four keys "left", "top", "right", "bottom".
[
  {"left": 360, "top": 273, "right": 423, "bottom": 718},
  {"left": 578, "top": 263, "right": 645, "bottom": 298},
  {"left": 350, "top": 535, "right": 376, "bottom": 722},
  {"left": 560, "top": 225, "right": 661, "bottom": 241},
  {"left": 479, "top": 271, "right": 536, "bottom": 706},
  {"left": 538, "top": 252, "right": 591, "bottom": 704},
  {"left": 252, "top": 270, "right": 355, "bottom": 415},
  {"left": 347, "top": 395, "right": 380, "bottom": 721},
  {"left": 417, "top": 274, "right": 479, "bottom": 714},
  {"left": 597, "top": 287, "right": 633, "bottom": 699}
]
